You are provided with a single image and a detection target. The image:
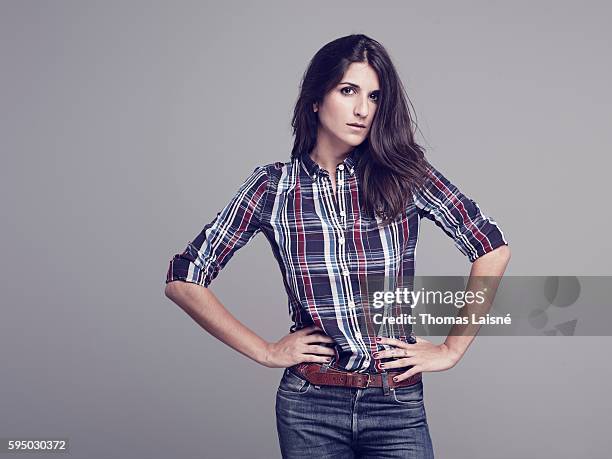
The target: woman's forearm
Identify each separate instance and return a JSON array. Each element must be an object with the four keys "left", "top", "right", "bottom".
[
  {"left": 164, "top": 281, "right": 271, "bottom": 366},
  {"left": 443, "top": 244, "right": 511, "bottom": 362}
]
